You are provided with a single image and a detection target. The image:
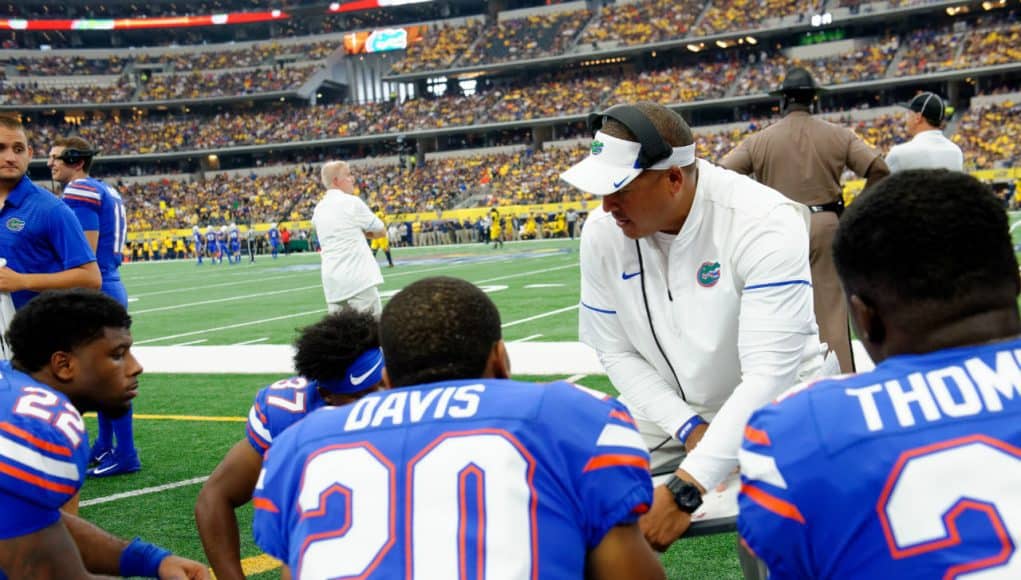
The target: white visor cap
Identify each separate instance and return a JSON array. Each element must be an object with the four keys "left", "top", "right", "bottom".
[{"left": 560, "top": 131, "right": 696, "bottom": 196}]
